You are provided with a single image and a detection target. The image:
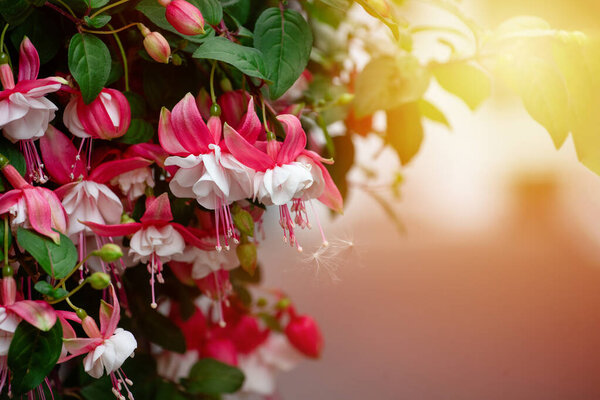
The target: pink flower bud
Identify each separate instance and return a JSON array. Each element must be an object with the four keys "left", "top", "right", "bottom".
[
  {"left": 81, "top": 315, "right": 101, "bottom": 338},
  {"left": 64, "top": 88, "right": 131, "bottom": 140},
  {"left": 285, "top": 315, "right": 323, "bottom": 358},
  {"left": 139, "top": 24, "right": 171, "bottom": 64},
  {"left": 1, "top": 277, "right": 16, "bottom": 306},
  {"left": 163, "top": 0, "right": 205, "bottom": 36}
]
